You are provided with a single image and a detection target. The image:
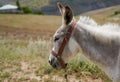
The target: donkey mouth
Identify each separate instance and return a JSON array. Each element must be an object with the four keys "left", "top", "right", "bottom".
[
  {"left": 52, "top": 63, "right": 68, "bottom": 70},
  {"left": 52, "top": 63, "right": 57, "bottom": 68},
  {"left": 49, "top": 59, "right": 61, "bottom": 69},
  {"left": 52, "top": 62, "right": 62, "bottom": 69}
]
